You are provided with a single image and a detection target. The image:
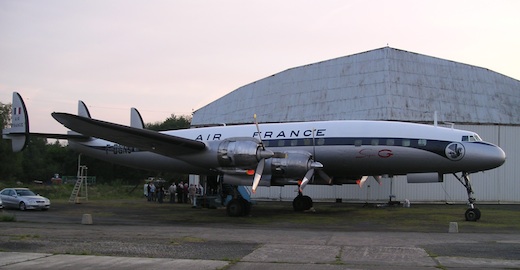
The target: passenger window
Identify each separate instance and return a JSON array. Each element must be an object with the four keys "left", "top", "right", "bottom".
[
  {"left": 386, "top": 139, "right": 395, "bottom": 146},
  {"left": 355, "top": 139, "right": 362, "bottom": 147},
  {"left": 371, "top": 139, "right": 379, "bottom": 146},
  {"left": 402, "top": 139, "right": 411, "bottom": 147},
  {"left": 418, "top": 139, "right": 427, "bottom": 146},
  {"left": 462, "top": 136, "right": 468, "bottom": 142},
  {"left": 291, "top": 140, "right": 298, "bottom": 146},
  {"left": 304, "top": 139, "right": 312, "bottom": 146},
  {"left": 317, "top": 138, "right": 325, "bottom": 145}
]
